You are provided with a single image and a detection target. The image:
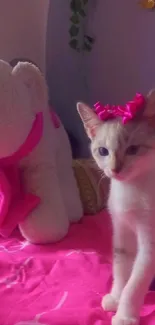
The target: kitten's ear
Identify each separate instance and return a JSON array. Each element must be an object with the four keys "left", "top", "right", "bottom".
[
  {"left": 77, "top": 102, "right": 102, "bottom": 139},
  {"left": 144, "top": 89, "right": 155, "bottom": 117}
]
